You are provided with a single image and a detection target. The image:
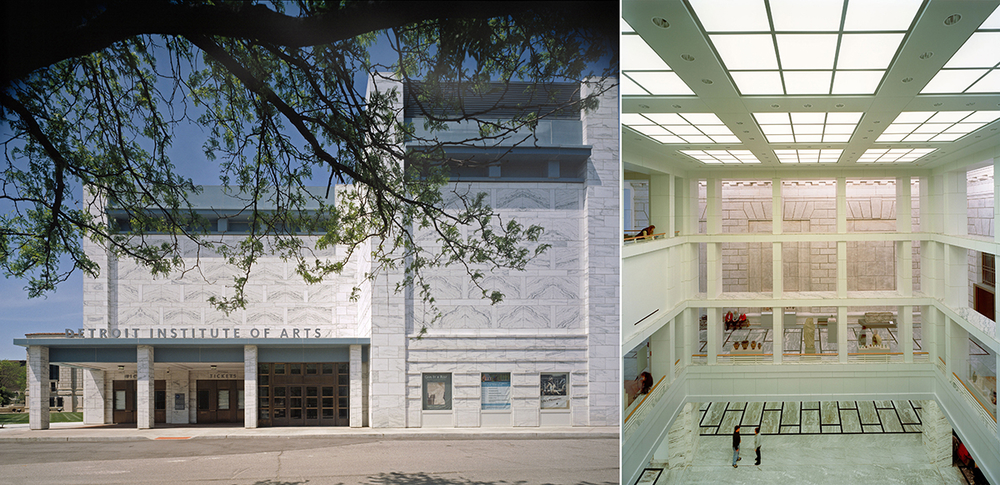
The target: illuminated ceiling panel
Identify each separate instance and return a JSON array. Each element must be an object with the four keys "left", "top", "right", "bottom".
[
  {"left": 856, "top": 148, "right": 936, "bottom": 163},
  {"left": 624, "top": 113, "right": 737, "bottom": 144},
  {"left": 877, "top": 111, "right": 1000, "bottom": 142},
  {"left": 774, "top": 149, "right": 843, "bottom": 163},
  {"left": 753, "top": 112, "right": 863, "bottom": 143},
  {"left": 697, "top": 0, "right": 919, "bottom": 95},
  {"left": 621, "top": 33, "right": 696, "bottom": 96},
  {"left": 622, "top": 0, "right": 1000, "bottom": 170},
  {"left": 680, "top": 149, "right": 762, "bottom": 164},
  {"left": 922, "top": 25, "right": 1000, "bottom": 94}
]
